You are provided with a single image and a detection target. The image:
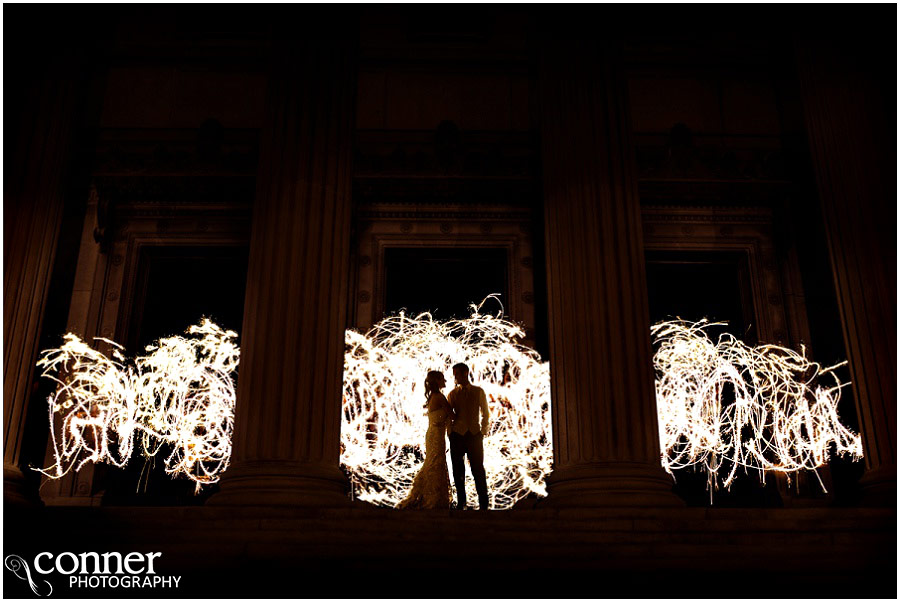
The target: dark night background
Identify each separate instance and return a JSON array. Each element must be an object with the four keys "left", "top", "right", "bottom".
[{"left": 3, "top": 4, "right": 895, "bottom": 599}]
